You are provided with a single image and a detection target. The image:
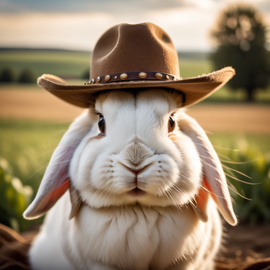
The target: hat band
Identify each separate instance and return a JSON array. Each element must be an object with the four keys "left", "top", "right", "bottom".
[{"left": 85, "top": 71, "right": 180, "bottom": 85}]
